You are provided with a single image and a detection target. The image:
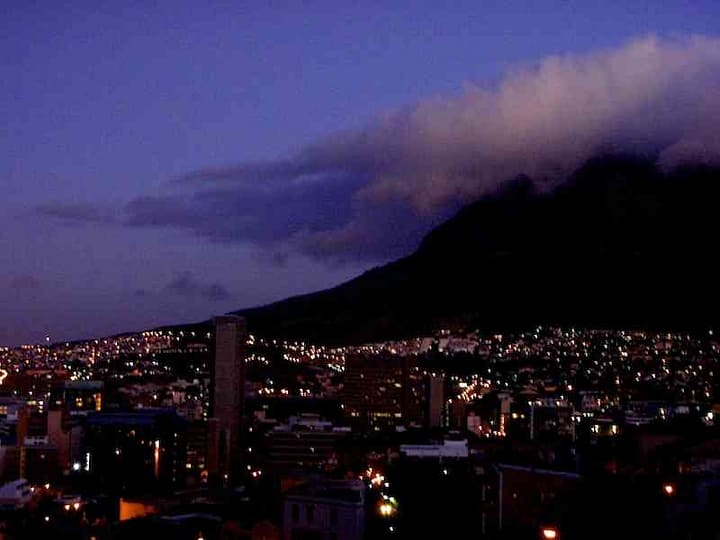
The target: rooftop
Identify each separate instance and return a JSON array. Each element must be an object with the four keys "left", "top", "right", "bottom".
[{"left": 285, "top": 478, "right": 365, "bottom": 505}]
